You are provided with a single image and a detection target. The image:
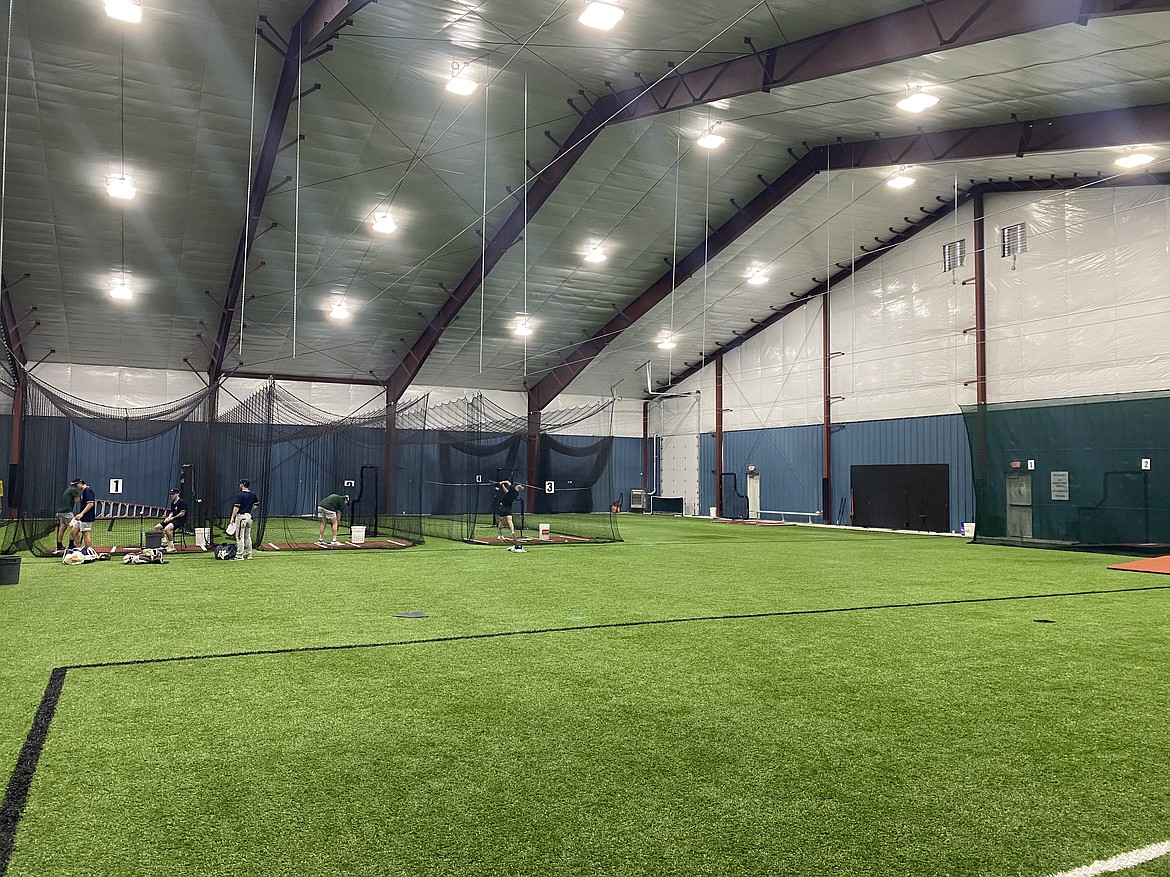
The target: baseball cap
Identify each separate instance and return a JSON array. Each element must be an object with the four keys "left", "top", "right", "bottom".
[
  {"left": 169, "top": 487, "right": 181, "bottom": 494},
  {"left": 239, "top": 479, "right": 250, "bottom": 488},
  {"left": 70, "top": 477, "right": 82, "bottom": 485}
]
